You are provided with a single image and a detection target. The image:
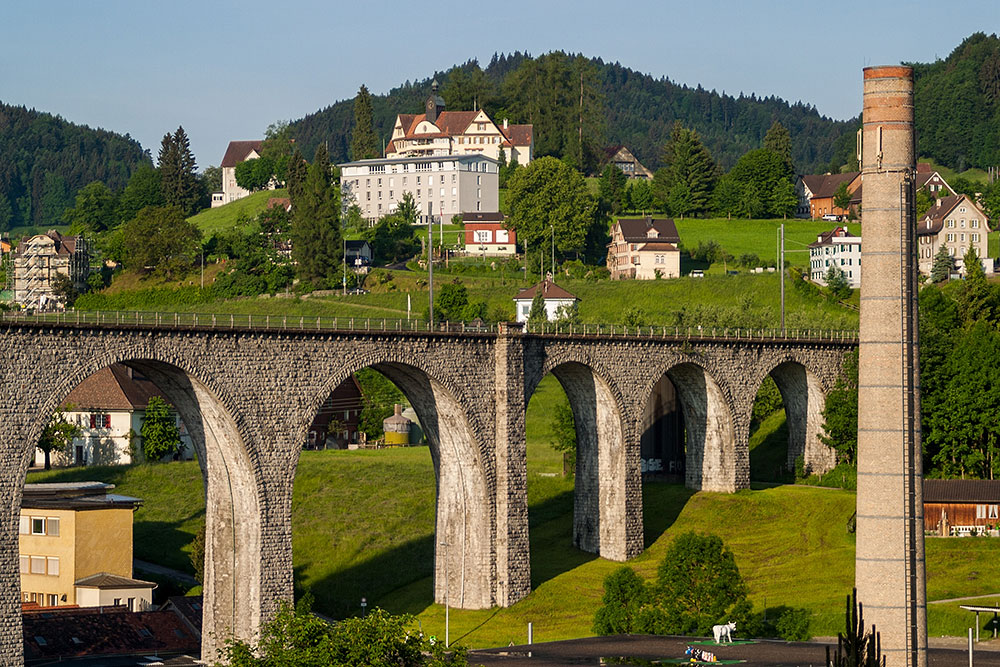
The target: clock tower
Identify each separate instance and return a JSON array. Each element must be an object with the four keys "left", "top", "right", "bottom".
[{"left": 426, "top": 79, "right": 445, "bottom": 124}]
